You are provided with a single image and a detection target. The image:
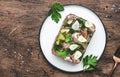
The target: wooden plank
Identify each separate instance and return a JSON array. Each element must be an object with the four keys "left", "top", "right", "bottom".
[{"left": 0, "top": 0, "right": 120, "bottom": 77}]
